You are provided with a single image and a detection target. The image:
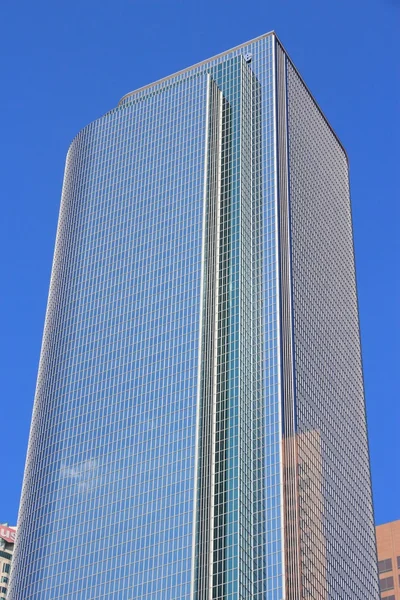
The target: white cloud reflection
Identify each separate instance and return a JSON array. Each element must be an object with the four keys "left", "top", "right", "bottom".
[{"left": 60, "top": 458, "right": 99, "bottom": 493}]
